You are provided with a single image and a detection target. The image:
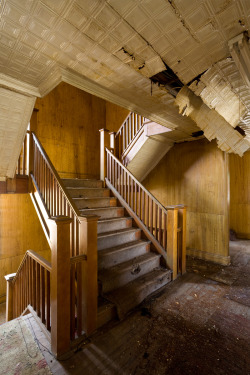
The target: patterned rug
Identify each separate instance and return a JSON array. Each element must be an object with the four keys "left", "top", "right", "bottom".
[{"left": 0, "top": 317, "right": 52, "bottom": 374}]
